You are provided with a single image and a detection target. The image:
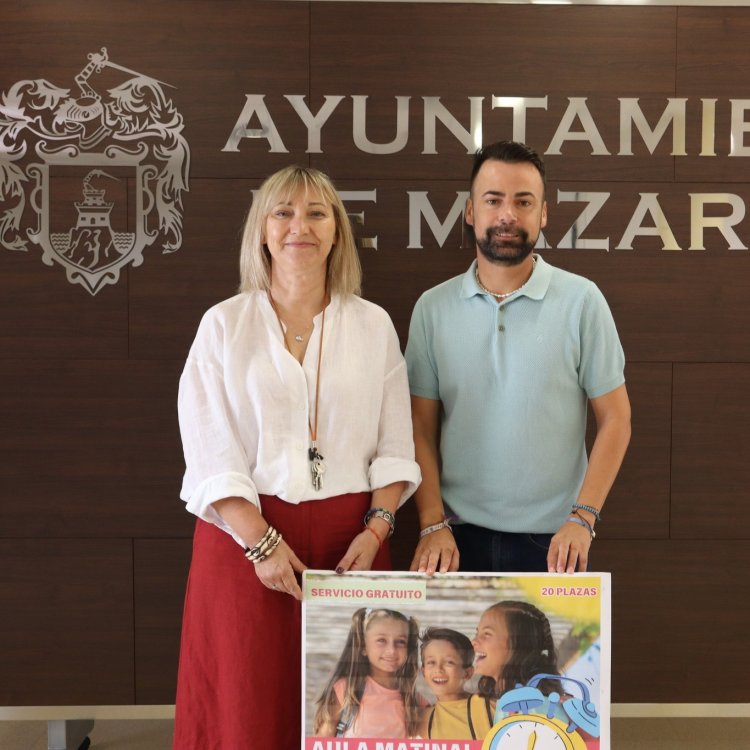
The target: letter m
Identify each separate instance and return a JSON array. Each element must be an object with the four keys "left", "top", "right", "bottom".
[{"left": 408, "top": 191, "right": 468, "bottom": 248}]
